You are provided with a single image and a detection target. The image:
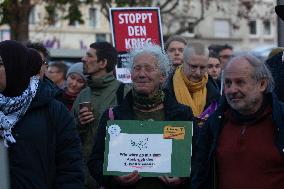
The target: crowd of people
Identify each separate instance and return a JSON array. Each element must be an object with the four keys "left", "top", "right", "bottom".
[{"left": 1, "top": 4, "right": 284, "bottom": 189}]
